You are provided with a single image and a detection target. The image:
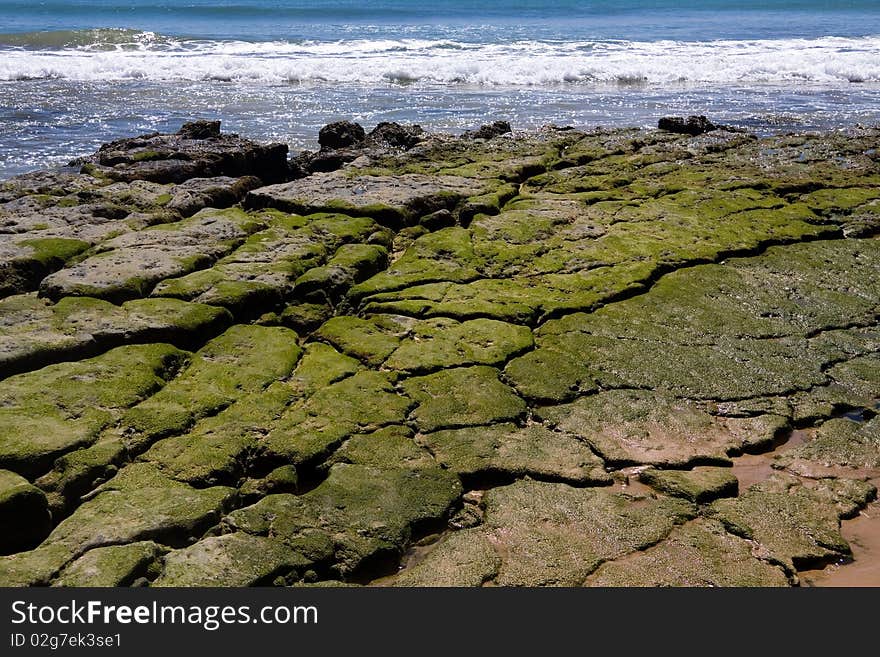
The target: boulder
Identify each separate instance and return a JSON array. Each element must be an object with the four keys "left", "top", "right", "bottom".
[{"left": 658, "top": 115, "right": 718, "bottom": 135}]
